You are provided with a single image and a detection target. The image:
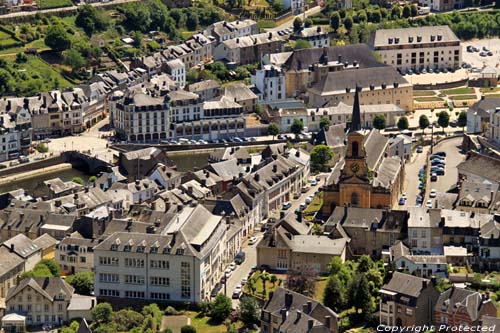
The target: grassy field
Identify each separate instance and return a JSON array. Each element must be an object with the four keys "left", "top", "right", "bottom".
[
  {"left": 442, "top": 87, "right": 475, "bottom": 95},
  {"left": 304, "top": 192, "right": 323, "bottom": 214},
  {"left": 449, "top": 94, "right": 477, "bottom": 100},
  {"left": 245, "top": 271, "right": 282, "bottom": 299},
  {"left": 480, "top": 87, "right": 500, "bottom": 93},
  {"left": 38, "top": 0, "right": 72, "bottom": 9},
  {"left": 415, "top": 97, "right": 443, "bottom": 102},
  {"left": 485, "top": 94, "right": 500, "bottom": 98},
  {"left": 313, "top": 277, "right": 327, "bottom": 302},
  {"left": 414, "top": 90, "right": 436, "bottom": 96},
  {"left": 189, "top": 313, "right": 227, "bottom": 333},
  {"left": 257, "top": 19, "right": 277, "bottom": 29}
]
